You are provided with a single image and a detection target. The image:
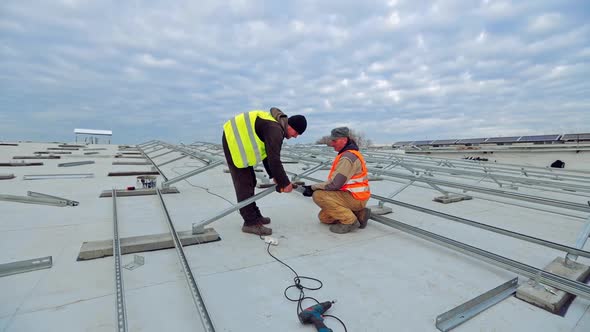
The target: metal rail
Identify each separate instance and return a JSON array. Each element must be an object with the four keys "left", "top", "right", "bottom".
[
  {"left": 372, "top": 170, "right": 590, "bottom": 213},
  {"left": 282, "top": 151, "right": 590, "bottom": 213},
  {"left": 372, "top": 214, "right": 590, "bottom": 299},
  {"left": 292, "top": 173, "right": 590, "bottom": 259},
  {"left": 162, "top": 161, "right": 224, "bottom": 188},
  {"left": 192, "top": 186, "right": 277, "bottom": 233},
  {"left": 371, "top": 193, "right": 590, "bottom": 259},
  {"left": 27, "top": 191, "right": 79, "bottom": 206},
  {"left": 112, "top": 190, "right": 128, "bottom": 332},
  {"left": 0, "top": 256, "right": 52, "bottom": 277},
  {"left": 137, "top": 147, "right": 168, "bottom": 182},
  {"left": 435, "top": 278, "right": 518, "bottom": 332},
  {"left": 156, "top": 188, "right": 216, "bottom": 332}
]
